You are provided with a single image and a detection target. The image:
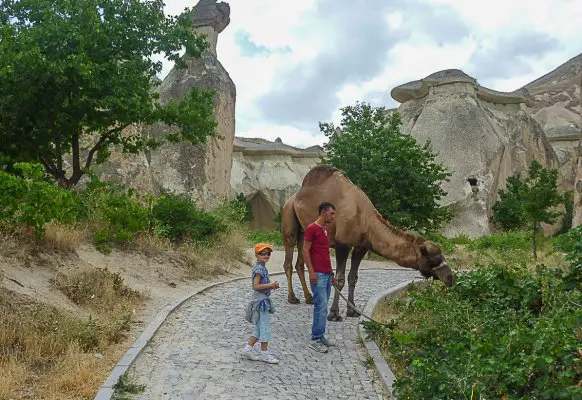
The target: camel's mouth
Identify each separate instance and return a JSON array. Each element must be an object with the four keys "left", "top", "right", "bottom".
[{"left": 433, "top": 263, "right": 454, "bottom": 287}]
